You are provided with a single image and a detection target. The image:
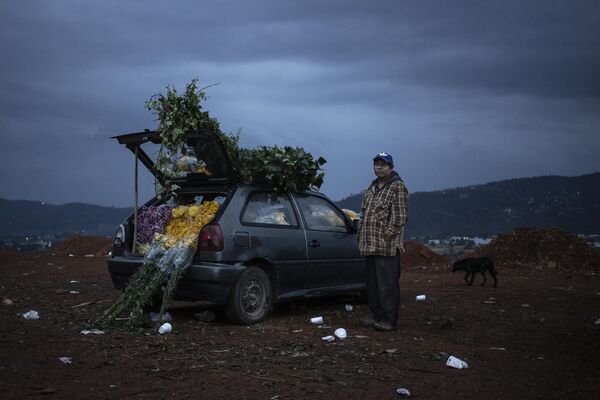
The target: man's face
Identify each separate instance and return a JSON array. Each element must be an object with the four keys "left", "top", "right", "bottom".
[{"left": 373, "top": 159, "right": 393, "bottom": 179}]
